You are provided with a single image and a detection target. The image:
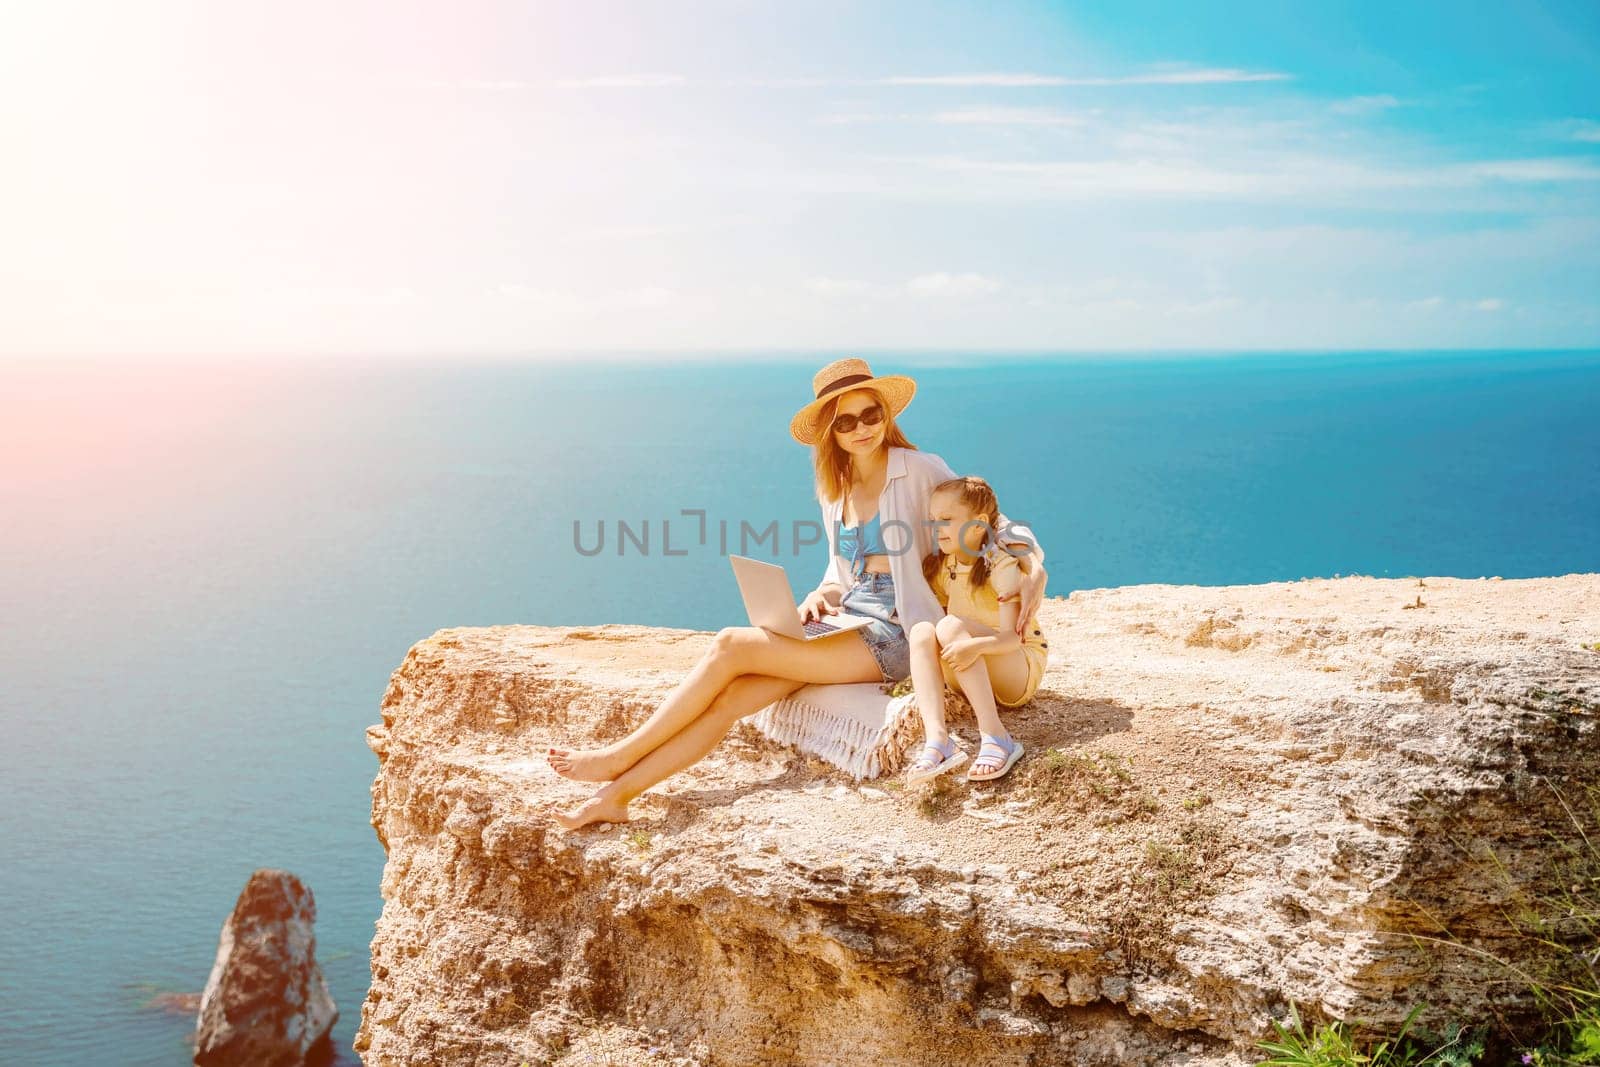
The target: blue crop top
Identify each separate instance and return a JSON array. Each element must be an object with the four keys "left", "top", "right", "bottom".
[{"left": 837, "top": 512, "right": 888, "bottom": 576}]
